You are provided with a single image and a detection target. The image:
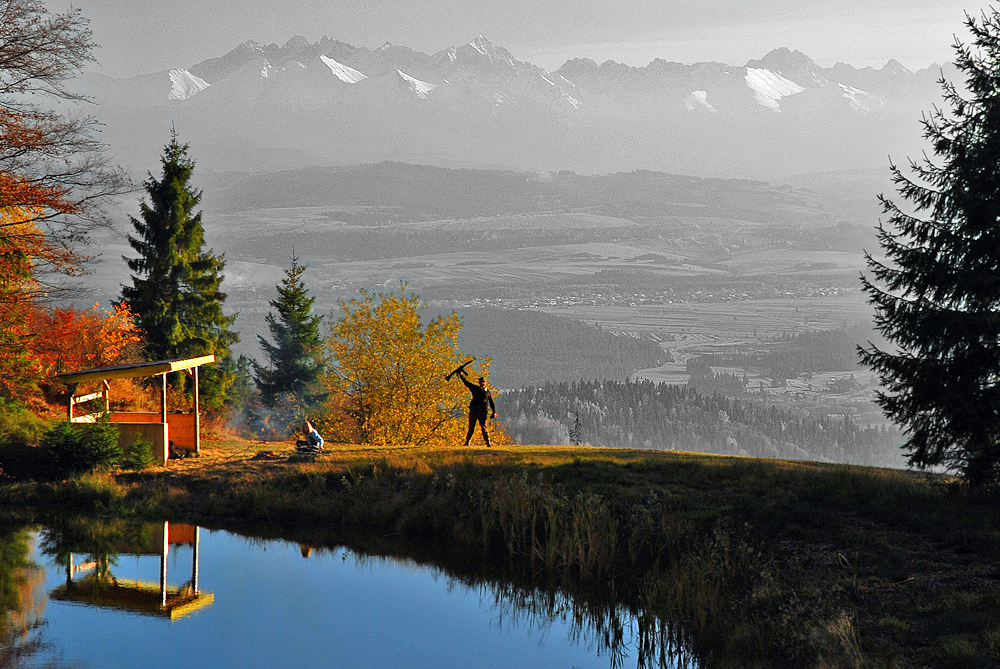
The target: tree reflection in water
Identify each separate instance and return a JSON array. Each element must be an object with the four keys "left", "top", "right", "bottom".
[
  {"left": 0, "top": 526, "right": 49, "bottom": 667},
  {"left": 341, "top": 547, "right": 697, "bottom": 669},
  {"left": 477, "top": 582, "right": 695, "bottom": 669}
]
